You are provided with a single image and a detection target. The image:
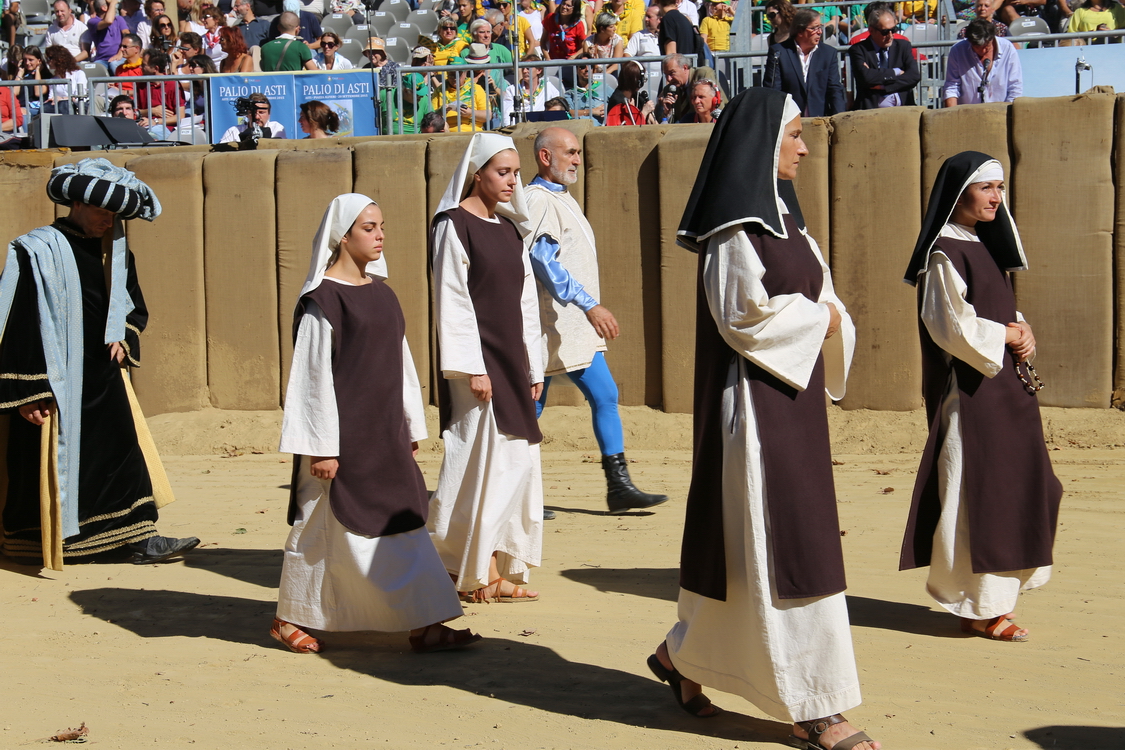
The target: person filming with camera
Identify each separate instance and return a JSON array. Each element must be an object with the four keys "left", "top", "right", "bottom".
[{"left": 219, "top": 92, "right": 286, "bottom": 144}]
